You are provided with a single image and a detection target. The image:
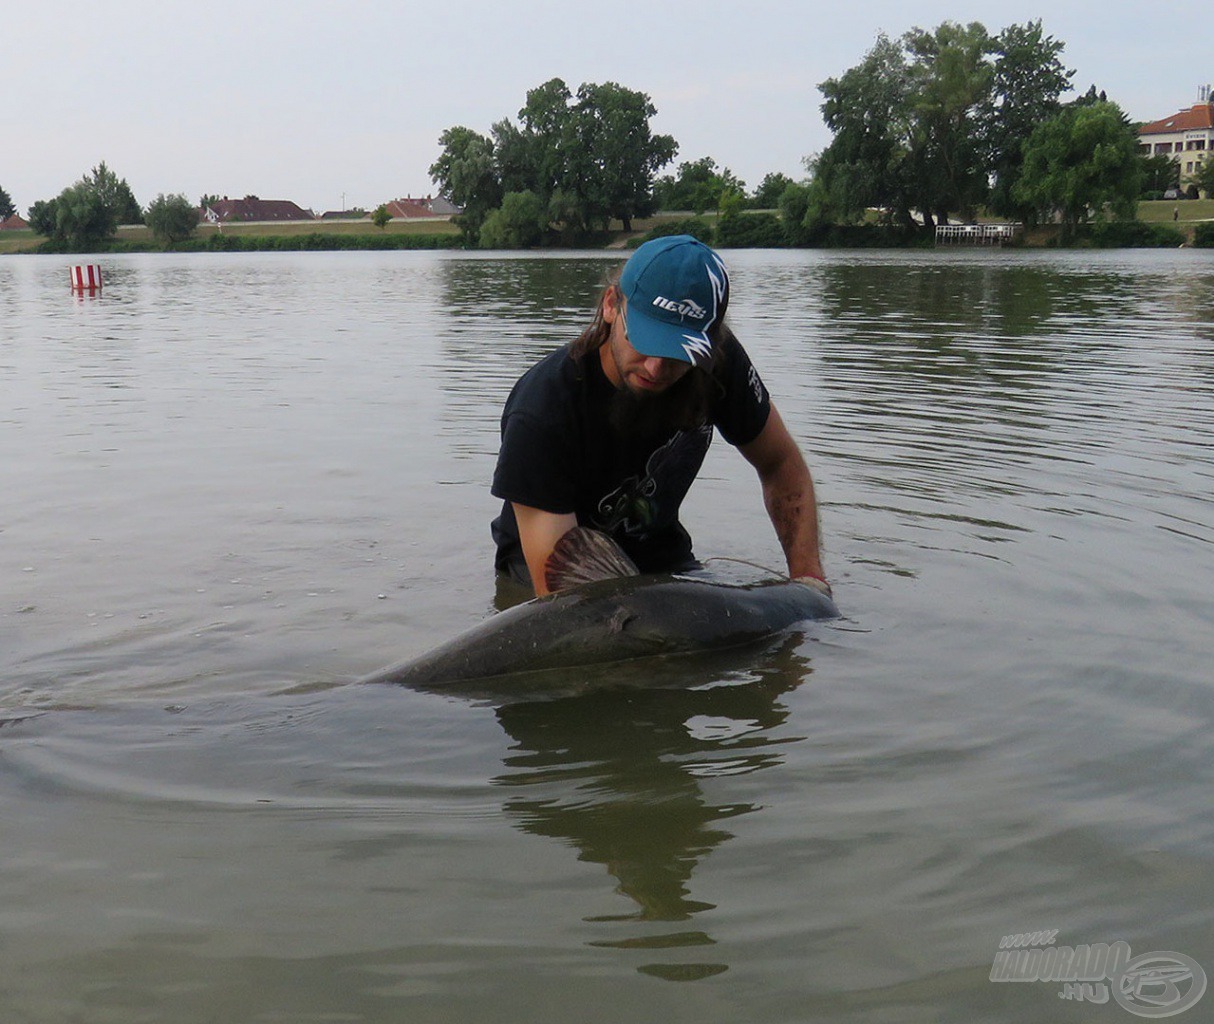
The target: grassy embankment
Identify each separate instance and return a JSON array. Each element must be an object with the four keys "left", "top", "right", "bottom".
[
  {"left": 1, "top": 229, "right": 42, "bottom": 254},
  {"left": 1136, "top": 198, "right": 1214, "bottom": 224},
  {"left": 0, "top": 217, "right": 463, "bottom": 255},
  {"left": 2, "top": 203, "right": 1210, "bottom": 255}
]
